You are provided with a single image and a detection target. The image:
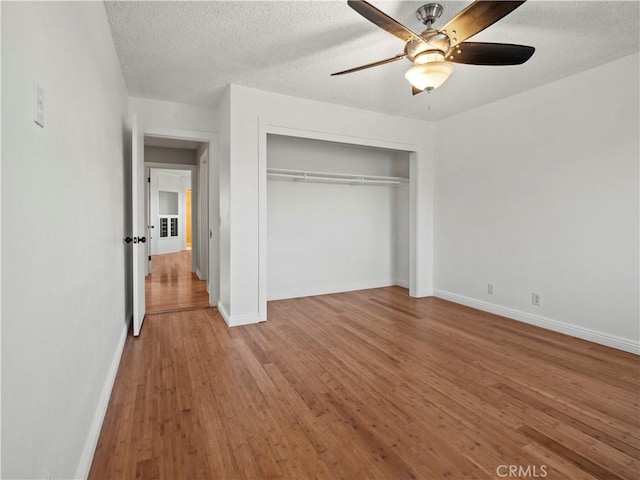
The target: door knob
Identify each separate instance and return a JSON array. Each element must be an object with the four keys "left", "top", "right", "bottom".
[{"left": 126, "top": 236, "right": 146, "bottom": 244}]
